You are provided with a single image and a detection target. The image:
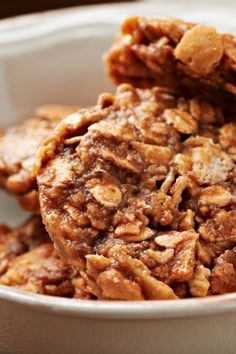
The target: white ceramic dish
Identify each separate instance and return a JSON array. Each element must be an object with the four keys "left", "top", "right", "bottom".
[{"left": 0, "top": 2, "right": 236, "bottom": 354}]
